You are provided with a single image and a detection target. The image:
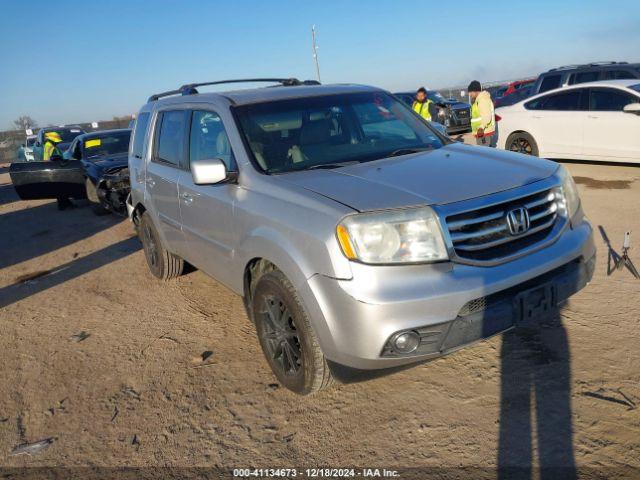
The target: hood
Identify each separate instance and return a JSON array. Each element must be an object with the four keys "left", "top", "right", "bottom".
[
  {"left": 90, "top": 152, "right": 129, "bottom": 170},
  {"left": 279, "top": 144, "right": 558, "bottom": 212}
]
